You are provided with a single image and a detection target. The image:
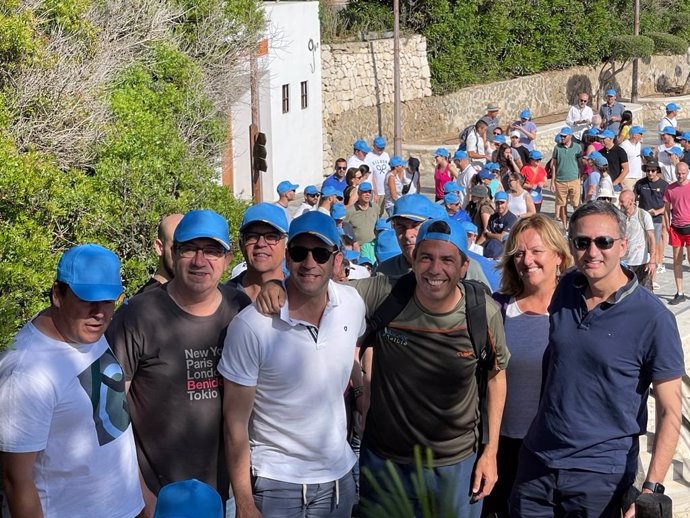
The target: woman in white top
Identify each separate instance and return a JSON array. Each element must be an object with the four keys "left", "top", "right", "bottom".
[
  {"left": 384, "top": 155, "right": 408, "bottom": 216},
  {"left": 506, "top": 172, "right": 536, "bottom": 218}
]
